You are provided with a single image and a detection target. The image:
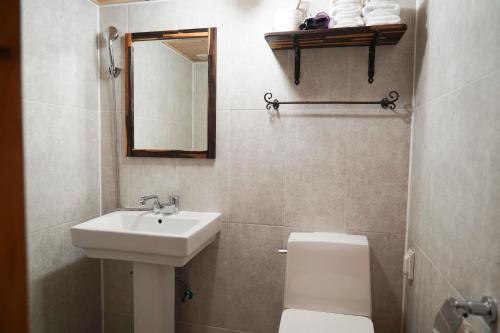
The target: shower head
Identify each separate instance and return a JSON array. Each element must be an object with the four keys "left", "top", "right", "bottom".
[
  {"left": 104, "top": 26, "right": 121, "bottom": 78},
  {"left": 103, "top": 26, "right": 119, "bottom": 42}
]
